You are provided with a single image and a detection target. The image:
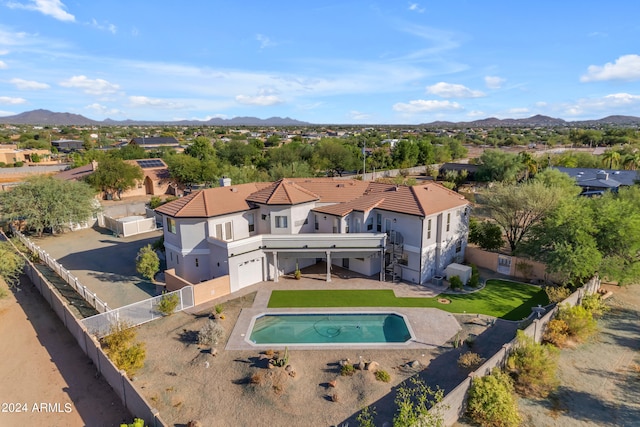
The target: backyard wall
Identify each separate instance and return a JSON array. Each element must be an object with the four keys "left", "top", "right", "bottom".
[
  {"left": 6, "top": 234, "right": 168, "bottom": 427},
  {"left": 465, "top": 246, "right": 563, "bottom": 283},
  {"left": 434, "top": 275, "right": 600, "bottom": 425},
  {"left": 164, "top": 268, "right": 230, "bottom": 306}
]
